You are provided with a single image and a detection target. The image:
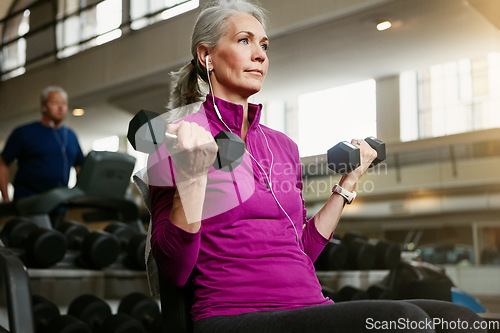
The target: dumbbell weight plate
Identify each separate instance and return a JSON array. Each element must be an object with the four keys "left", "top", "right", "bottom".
[
  {"left": 366, "top": 284, "right": 386, "bottom": 299},
  {"left": 118, "top": 292, "right": 161, "bottom": 330},
  {"left": 0, "top": 217, "right": 38, "bottom": 247},
  {"left": 315, "top": 241, "right": 348, "bottom": 271},
  {"left": 349, "top": 238, "right": 376, "bottom": 270},
  {"left": 327, "top": 142, "right": 360, "bottom": 174},
  {"left": 341, "top": 232, "right": 367, "bottom": 245},
  {"left": 98, "top": 313, "right": 146, "bottom": 333},
  {"left": 32, "top": 294, "right": 60, "bottom": 332},
  {"left": 104, "top": 222, "right": 137, "bottom": 250},
  {"left": 213, "top": 131, "right": 245, "bottom": 171},
  {"left": 128, "top": 109, "right": 166, "bottom": 154},
  {"left": 338, "top": 285, "right": 370, "bottom": 302},
  {"left": 58, "top": 220, "right": 90, "bottom": 249},
  {"left": 364, "top": 136, "right": 386, "bottom": 166},
  {"left": 80, "top": 231, "right": 120, "bottom": 269},
  {"left": 321, "top": 285, "right": 340, "bottom": 303},
  {"left": 125, "top": 233, "right": 147, "bottom": 270},
  {"left": 68, "top": 294, "right": 112, "bottom": 331},
  {"left": 25, "top": 228, "right": 67, "bottom": 267},
  {"left": 44, "top": 315, "right": 91, "bottom": 333},
  {"left": 103, "top": 222, "right": 146, "bottom": 270},
  {"left": 374, "top": 240, "right": 401, "bottom": 270}
]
